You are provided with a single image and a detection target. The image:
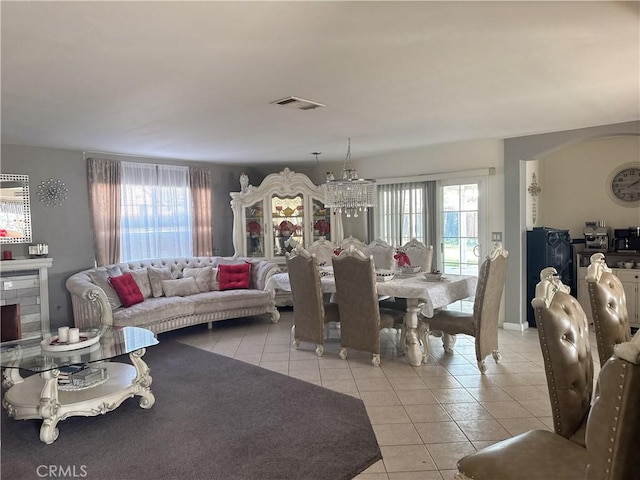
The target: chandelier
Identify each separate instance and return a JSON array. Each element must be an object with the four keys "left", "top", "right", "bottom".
[{"left": 323, "top": 138, "right": 376, "bottom": 218}]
